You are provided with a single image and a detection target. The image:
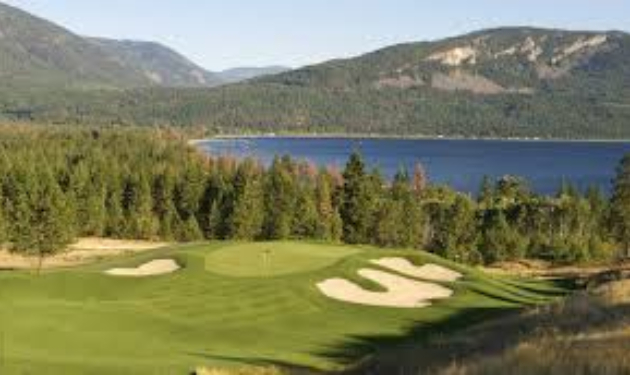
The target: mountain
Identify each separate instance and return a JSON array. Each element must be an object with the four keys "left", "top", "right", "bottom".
[
  {"left": 0, "top": 2, "right": 151, "bottom": 89},
  {"left": 1, "top": 8, "right": 630, "bottom": 139},
  {"left": 89, "top": 38, "right": 223, "bottom": 87},
  {"left": 0, "top": 1, "right": 291, "bottom": 90},
  {"left": 77, "top": 27, "right": 627, "bottom": 139},
  {"left": 261, "top": 27, "right": 630, "bottom": 97},
  {"left": 217, "top": 66, "right": 290, "bottom": 84}
]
